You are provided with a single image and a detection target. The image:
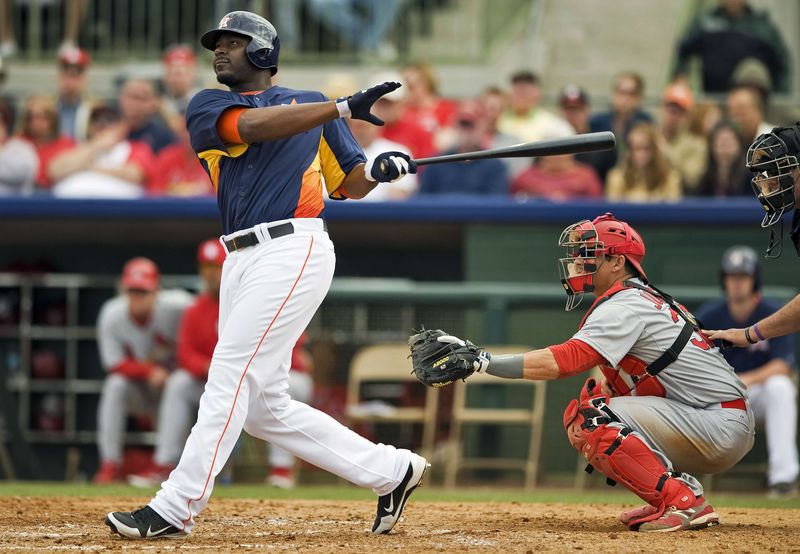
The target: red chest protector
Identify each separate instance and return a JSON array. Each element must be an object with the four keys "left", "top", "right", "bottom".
[{"left": 578, "top": 280, "right": 702, "bottom": 397}]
